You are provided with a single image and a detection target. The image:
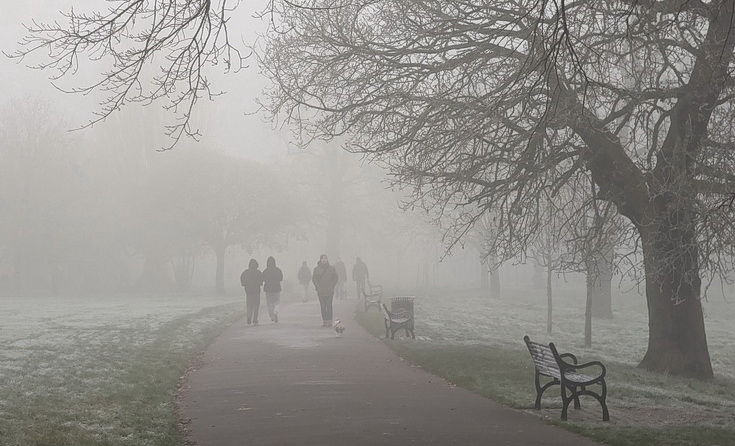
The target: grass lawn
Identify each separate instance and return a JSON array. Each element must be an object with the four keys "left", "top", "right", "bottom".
[
  {"left": 0, "top": 292, "right": 246, "bottom": 446},
  {"left": 356, "top": 284, "right": 735, "bottom": 446}
]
